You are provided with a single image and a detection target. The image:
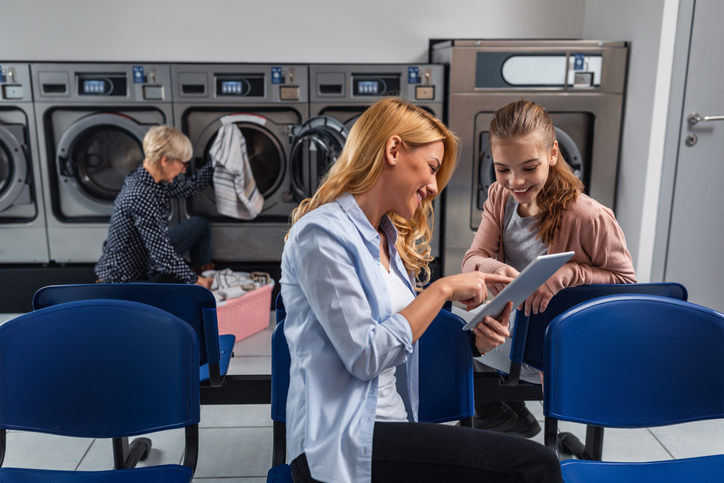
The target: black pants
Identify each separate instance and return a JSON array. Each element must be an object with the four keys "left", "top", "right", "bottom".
[{"left": 291, "top": 422, "right": 562, "bottom": 483}]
